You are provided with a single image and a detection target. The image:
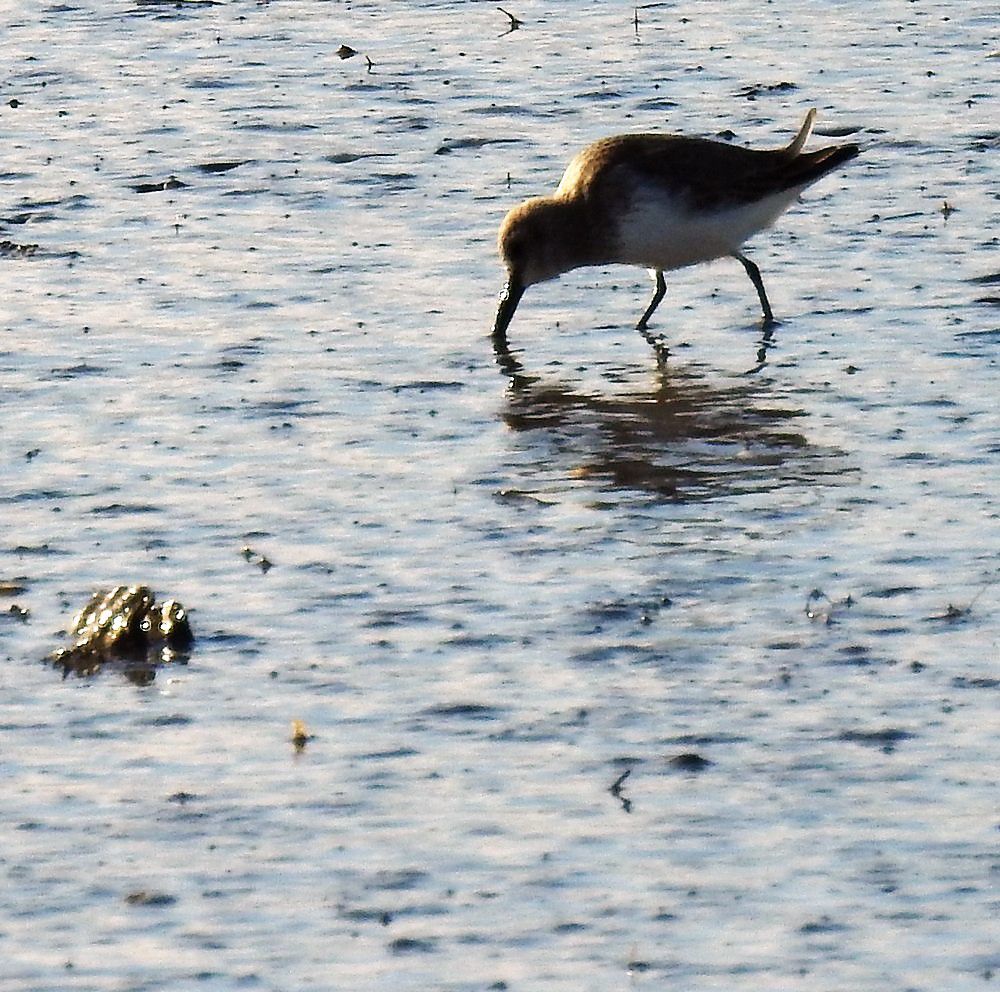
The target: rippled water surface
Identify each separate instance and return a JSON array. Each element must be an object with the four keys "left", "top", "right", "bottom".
[{"left": 2, "top": 2, "right": 997, "bottom": 990}]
